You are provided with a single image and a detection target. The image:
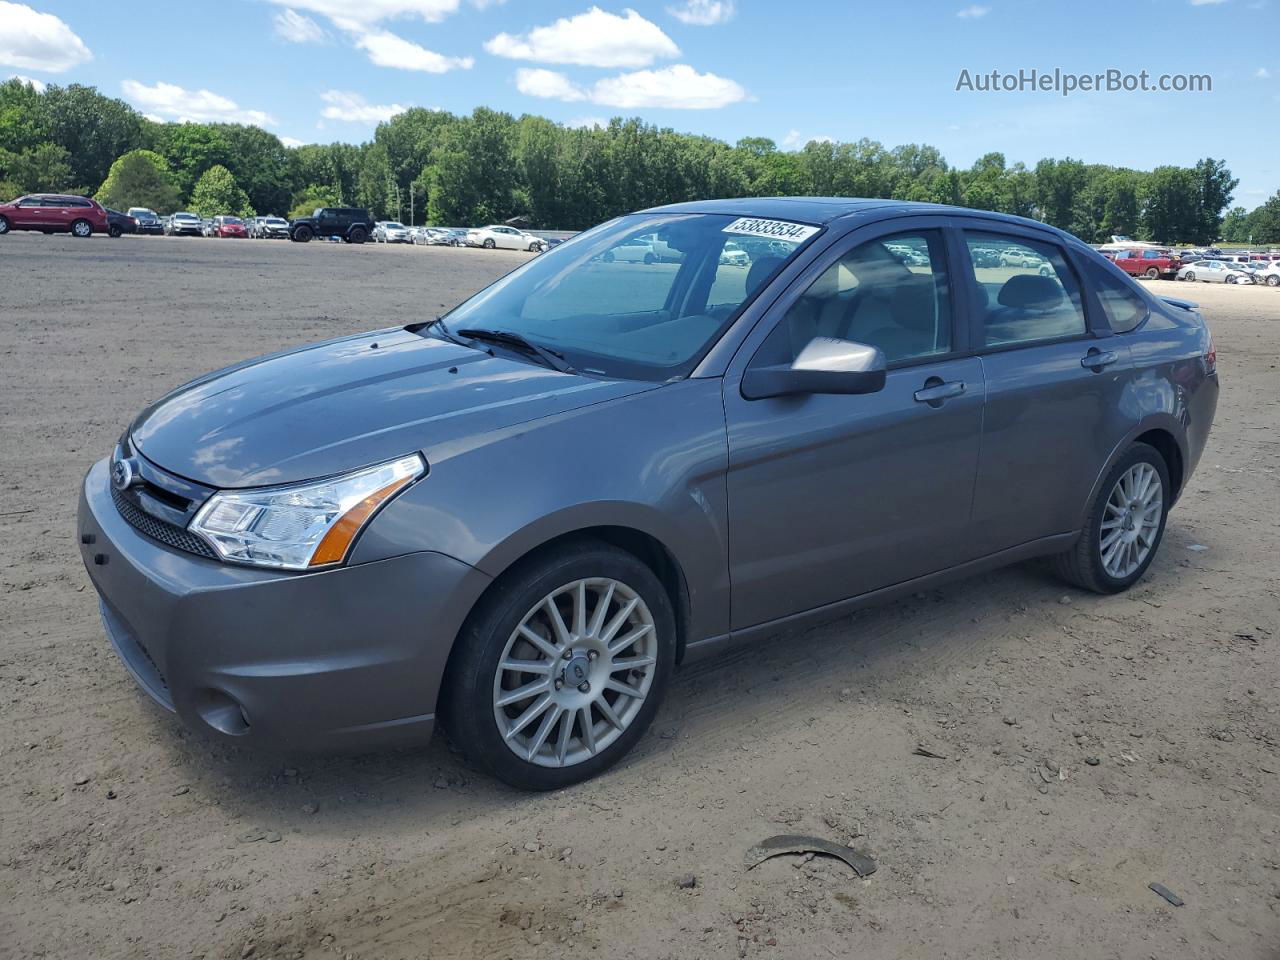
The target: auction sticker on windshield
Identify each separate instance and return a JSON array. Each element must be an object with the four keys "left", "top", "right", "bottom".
[{"left": 722, "top": 217, "right": 820, "bottom": 243}]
